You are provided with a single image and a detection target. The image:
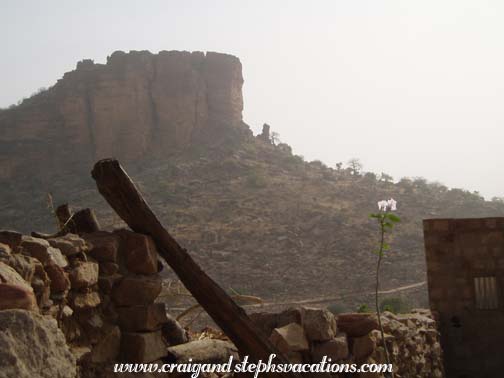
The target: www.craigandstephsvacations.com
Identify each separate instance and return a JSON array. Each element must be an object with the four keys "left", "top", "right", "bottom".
[{"left": 113, "top": 354, "right": 393, "bottom": 377}]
